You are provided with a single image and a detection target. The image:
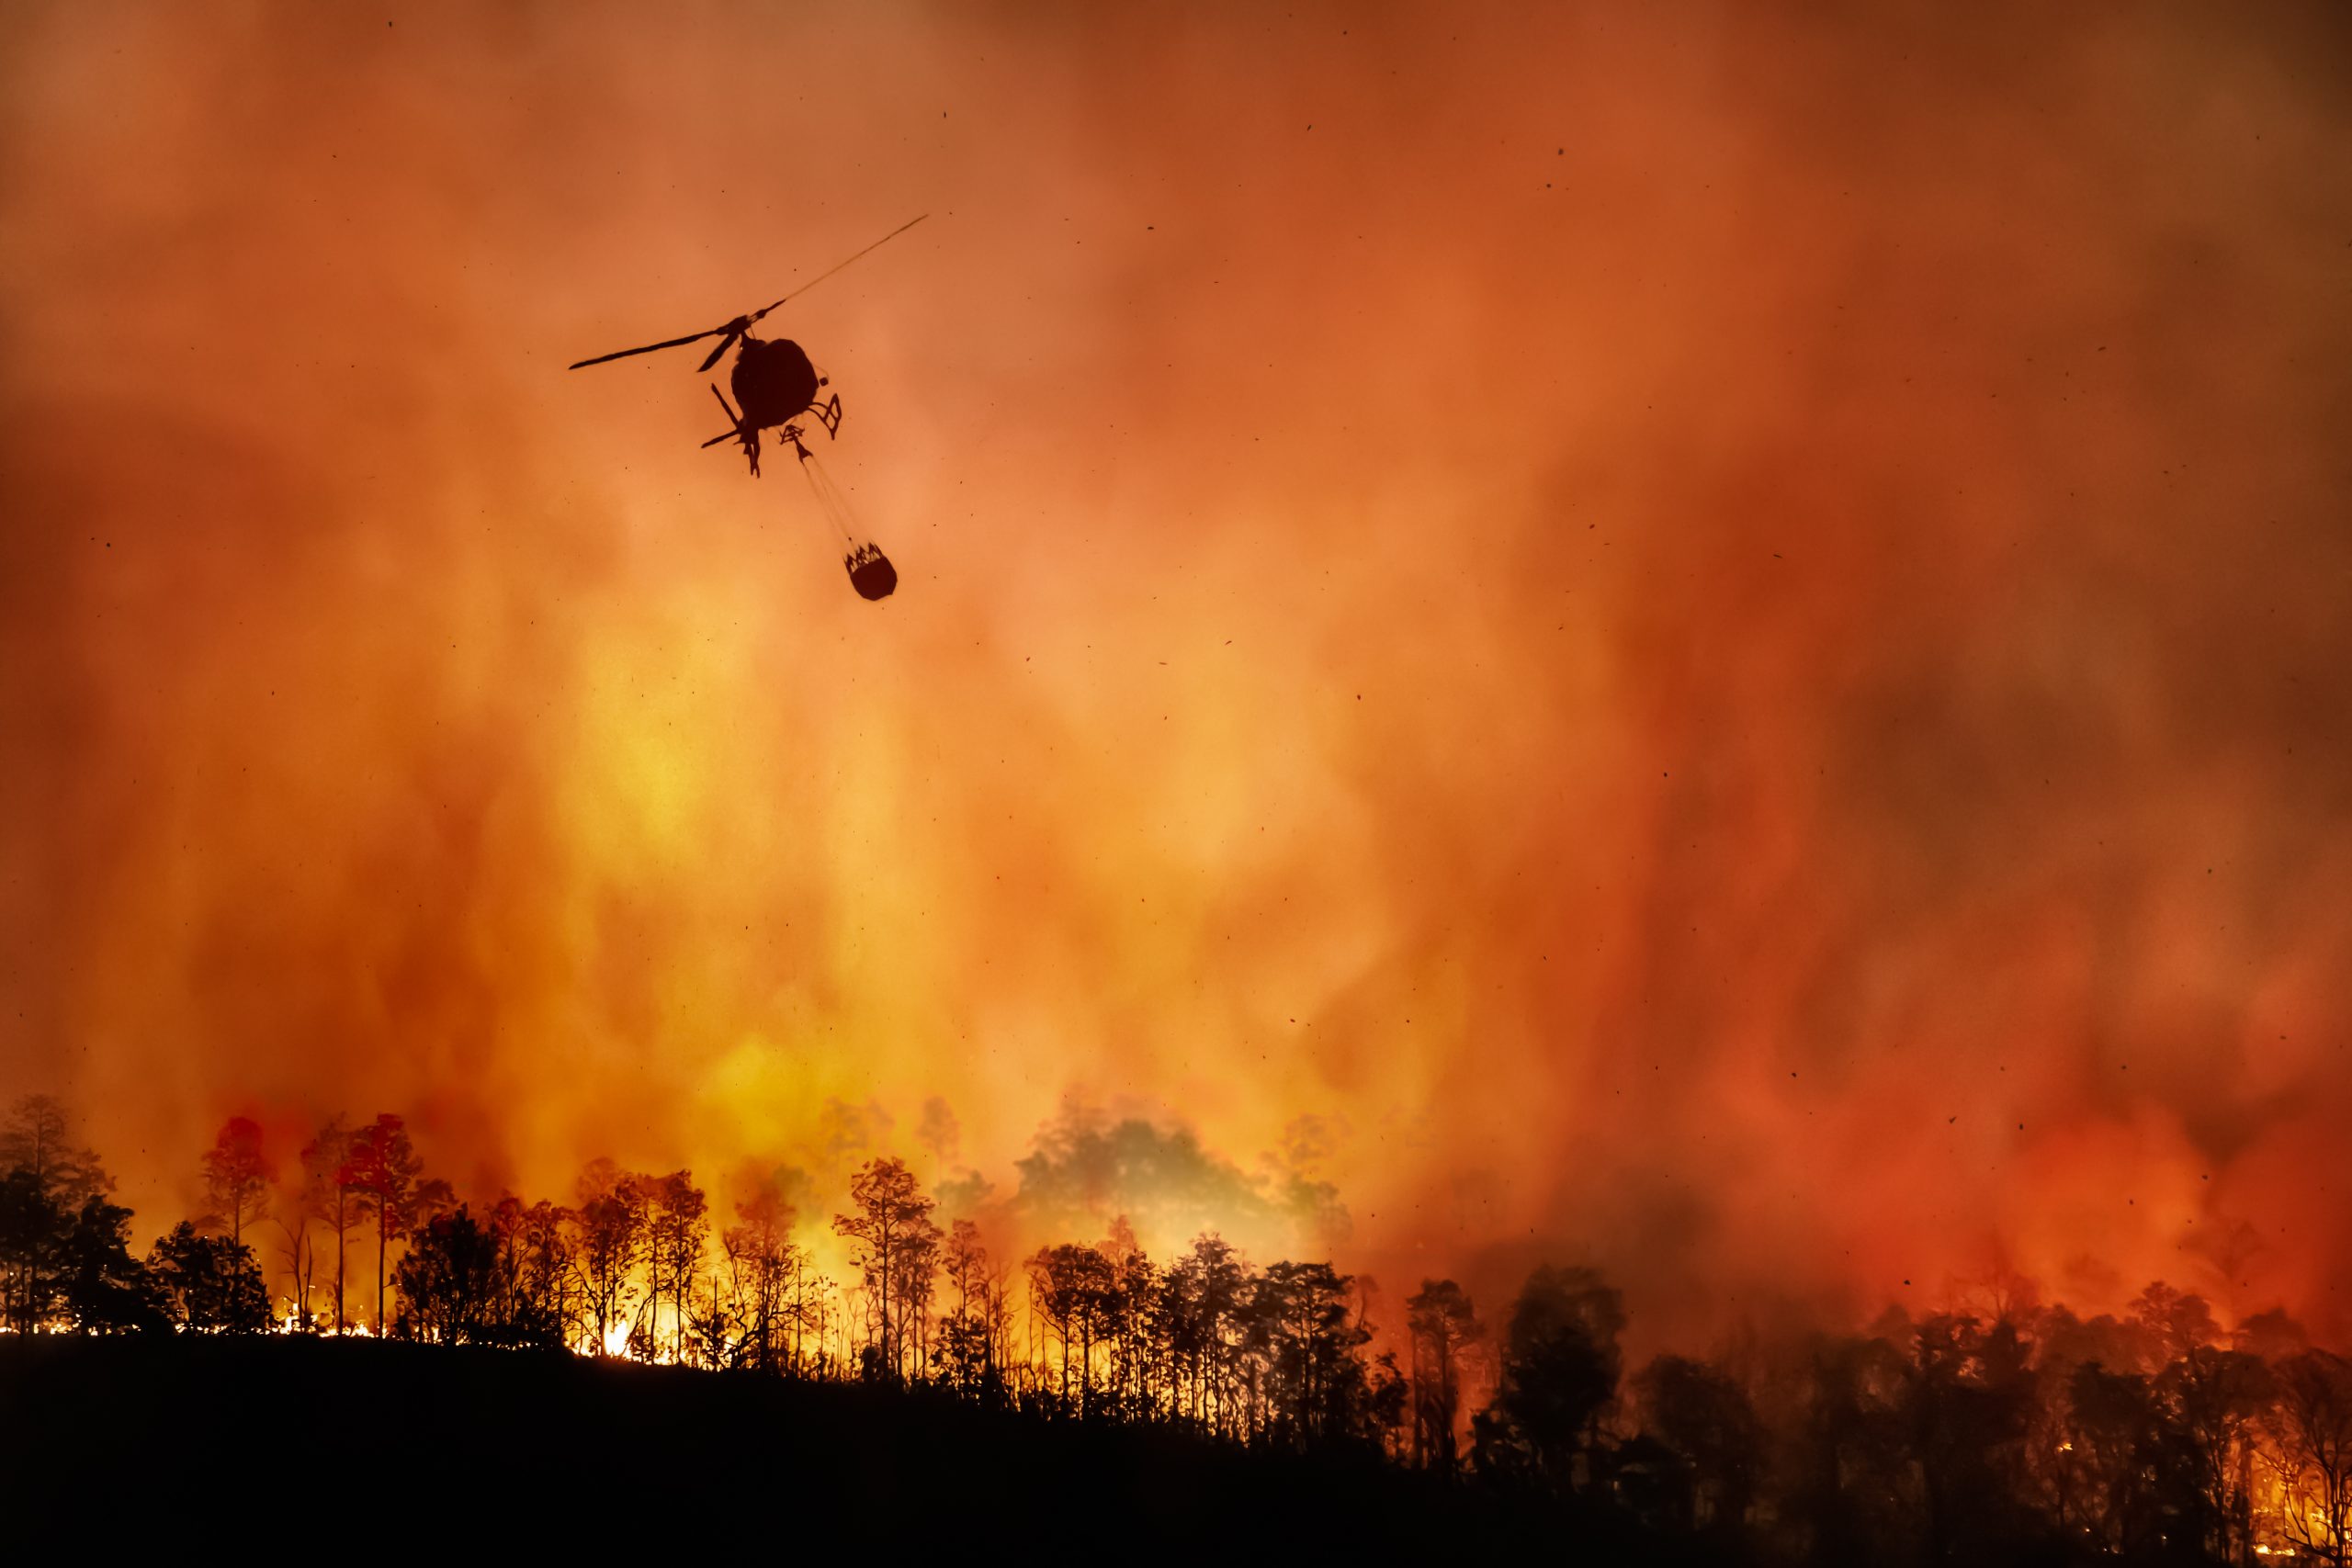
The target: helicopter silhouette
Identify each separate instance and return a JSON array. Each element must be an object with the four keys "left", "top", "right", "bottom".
[{"left": 568, "top": 215, "right": 924, "bottom": 599}]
